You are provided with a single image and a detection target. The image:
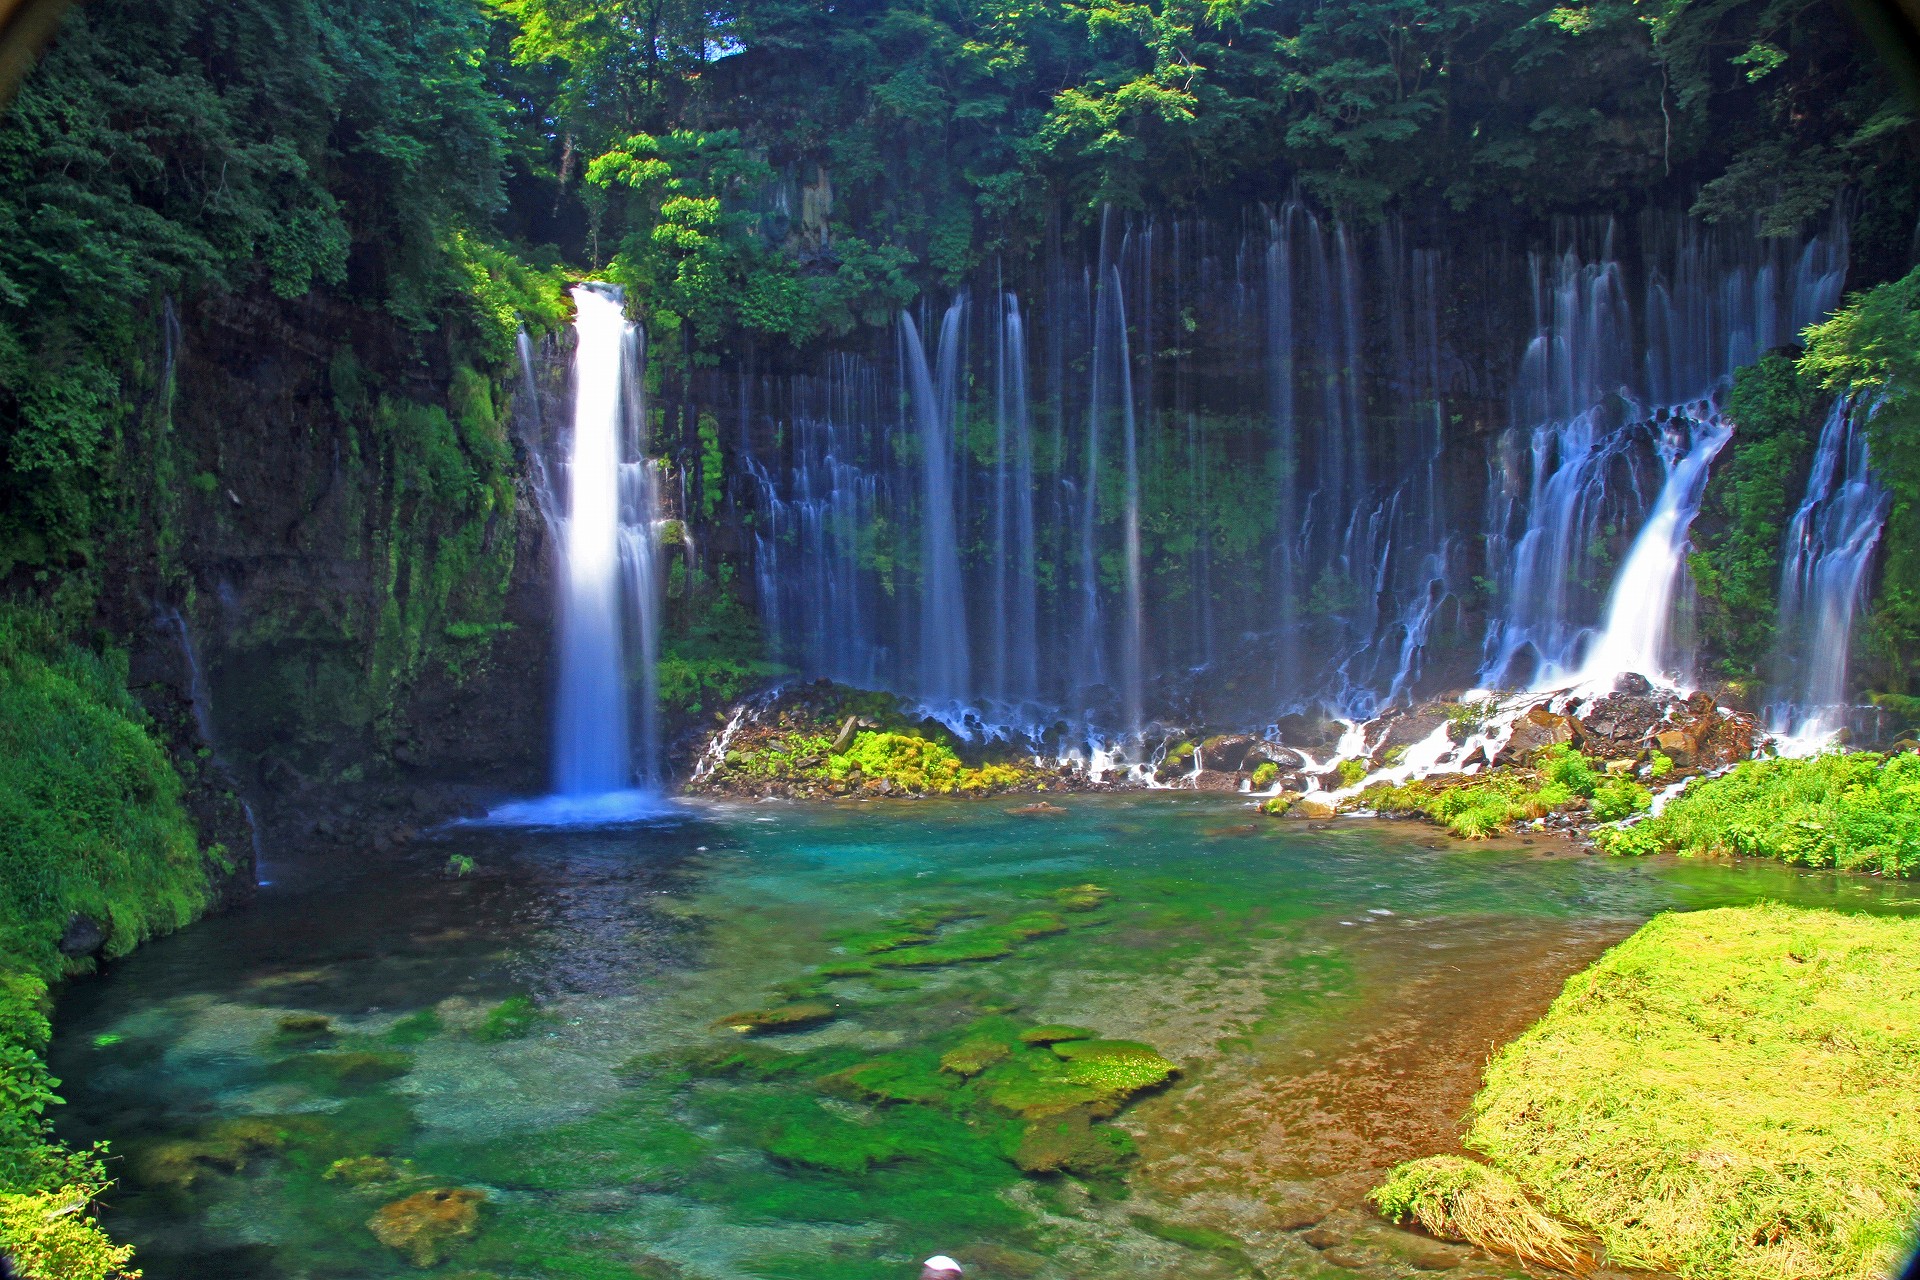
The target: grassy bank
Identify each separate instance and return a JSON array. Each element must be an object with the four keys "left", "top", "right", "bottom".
[
  {"left": 1374, "top": 904, "right": 1920, "bottom": 1280},
  {"left": 1601, "top": 751, "right": 1920, "bottom": 873},
  {"left": 0, "top": 608, "right": 222, "bottom": 1278}
]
